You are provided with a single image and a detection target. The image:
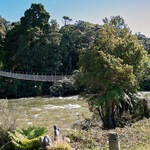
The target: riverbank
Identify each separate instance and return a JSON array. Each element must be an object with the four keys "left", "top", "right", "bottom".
[
  {"left": 68, "top": 118, "right": 150, "bottom": 150},
  {"left": 1, "top": 94, "right": 150, "bottom": 149}
]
